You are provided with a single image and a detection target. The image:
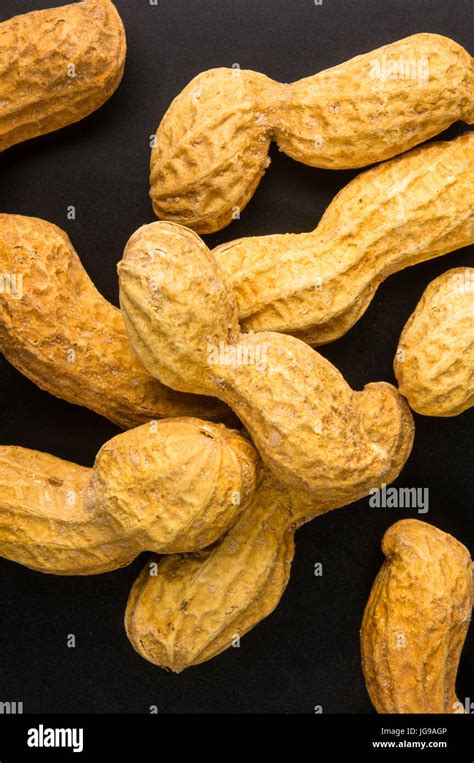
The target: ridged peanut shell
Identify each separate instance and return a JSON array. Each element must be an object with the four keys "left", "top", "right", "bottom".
[
  {"left": 214, "top": 133, "right": 474, "bottom": 345},
  {"left": 90, "top": 418, "right": 258, "bottom": 554},
  {"left": 0, "top": 418, "right": 257, "bottom": 574},
  {"left": 213, "top": 333, "right": 415, "bottom": 504},
  {"left": 0, "top": 214, "right": 227, "bottom": 427},
  {"left": 150, "top": 69, "right": 275, "bottom": 233},
  {"left": 125, "top": 472, "right": 299, "bottom": 672},
  {"left": 394, "top": 268, "right": 474, "bottom": 416},
  {"left": 151, "top": 34, "right": 473, "bottom": 232},
  {"left": 119, "top": 222, "right": 239, "bottom": 397},
  {"left": 0, "top": 0, "right": 126, "bottom": 152},
  {"left": 361, "top": 520, "right": 473, "bottom": 713},
  {"left": 274, "top": 34, "right": 473, "bottom": 166},
  {"left": 118, "top": 221, "right": 414, "bottom": 503},
  {"left": 0, "top": 445, "right": 127, "bottom": 575}
]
